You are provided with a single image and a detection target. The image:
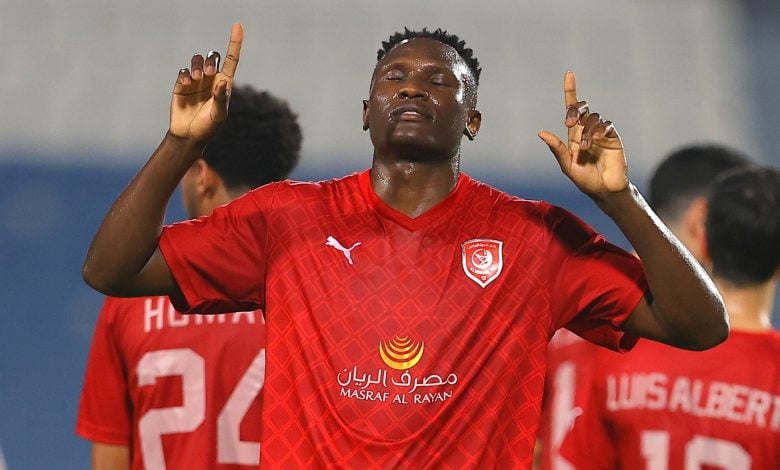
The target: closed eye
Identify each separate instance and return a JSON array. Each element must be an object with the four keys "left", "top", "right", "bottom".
[
  {"left": 430, "top": 74, "right": 451, "bottom": 86},
  {"left": 385, "top": 70, "right": 404, "bottom": 81}
]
